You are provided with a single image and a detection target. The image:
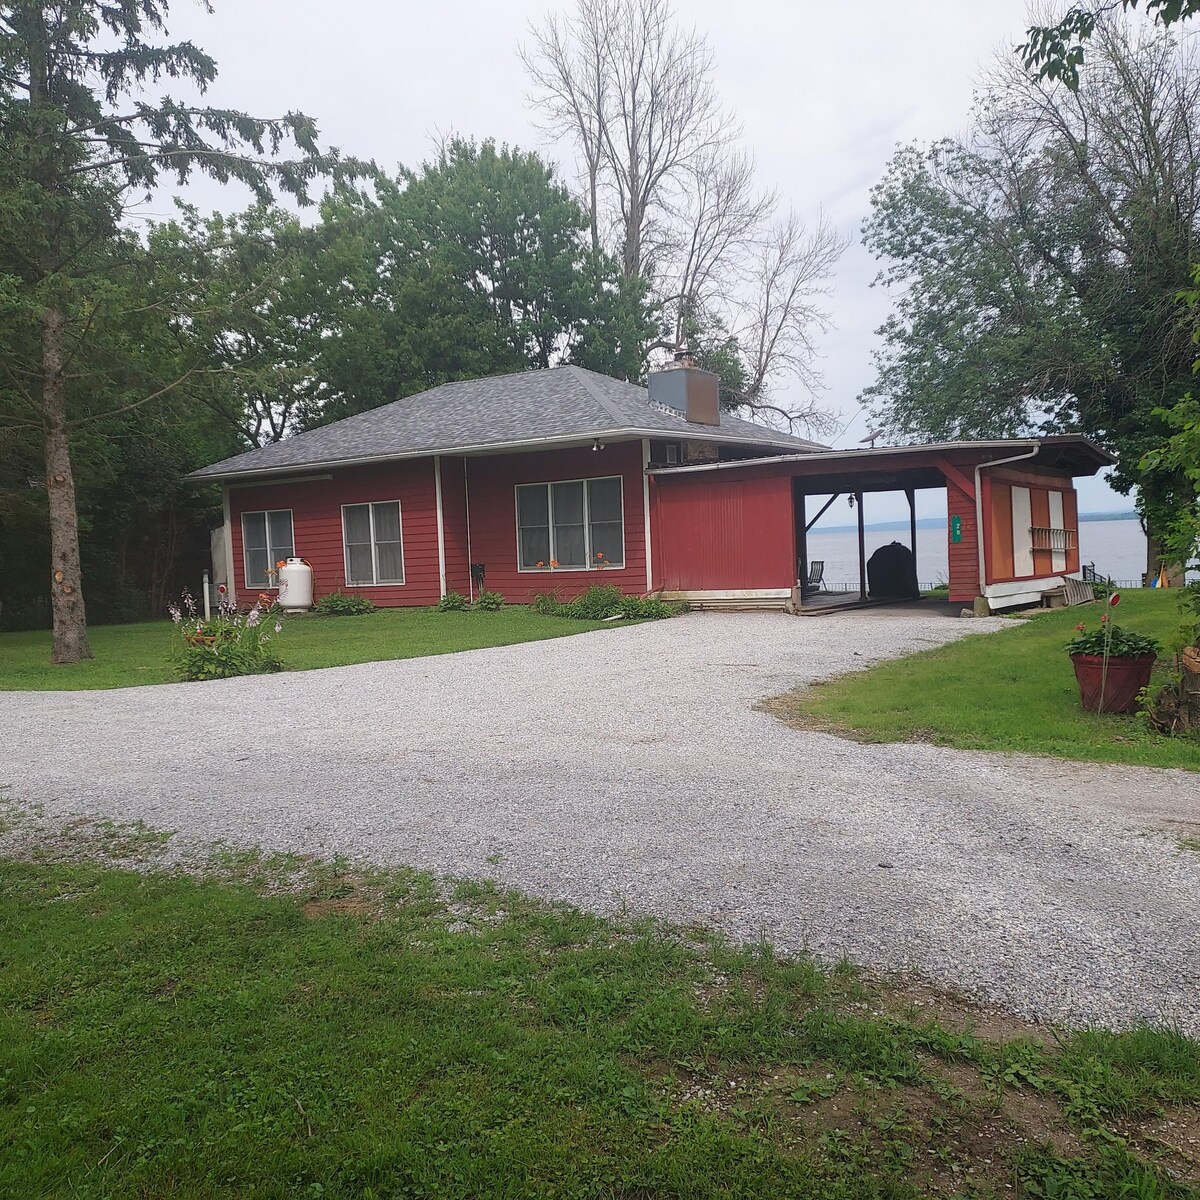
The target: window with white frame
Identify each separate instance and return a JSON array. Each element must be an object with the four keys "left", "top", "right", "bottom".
[
  {"left": 516, "top": 476, "right": 624, "bottom": 570},
  {"left": 342, "top": 501, "right": 404, "bottom": 586},
  {"left": 241, "top": 509, "right": 294, "bottom": 589}
]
